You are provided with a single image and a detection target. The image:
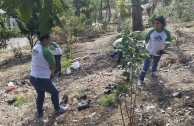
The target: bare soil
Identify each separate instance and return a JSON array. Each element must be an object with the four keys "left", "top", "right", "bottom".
[{"left": 1, "top": 24, "right": 194, "bottom": 126}]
